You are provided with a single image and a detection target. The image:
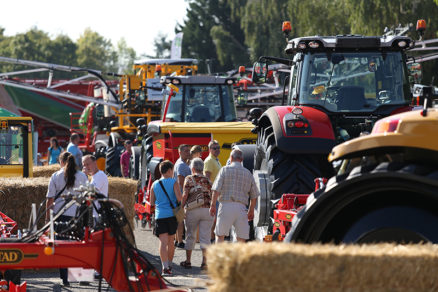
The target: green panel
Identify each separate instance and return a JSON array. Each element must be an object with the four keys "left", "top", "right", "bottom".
[
  {"left": 4, "top": 86, "right": 80, "bottom": 128},
  {"left": 0, "top": 107, "right": 20, "bottom": 117}
]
